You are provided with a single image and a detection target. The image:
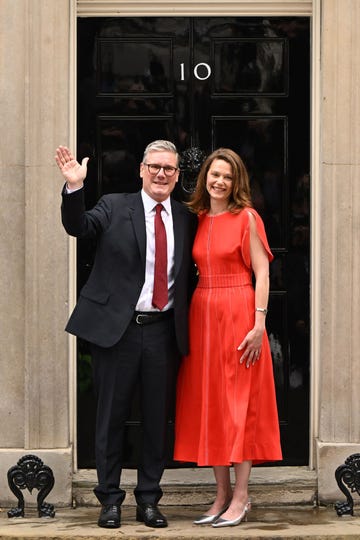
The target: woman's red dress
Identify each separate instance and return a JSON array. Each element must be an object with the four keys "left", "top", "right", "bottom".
[{"left": 174, "top": 209, "right": 282, "bottom": 466}]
